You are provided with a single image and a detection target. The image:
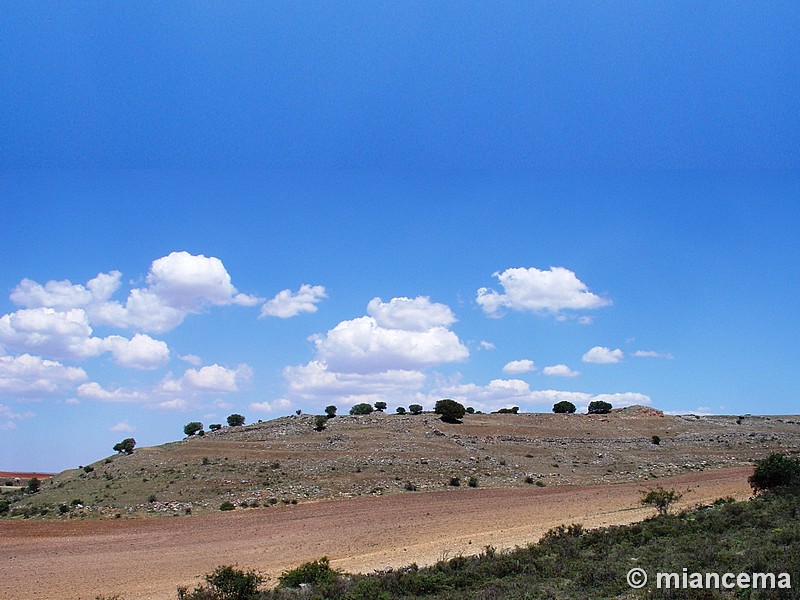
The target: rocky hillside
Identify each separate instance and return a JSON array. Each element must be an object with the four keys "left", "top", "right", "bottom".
[{"left": 6, "top": 407, "right": 800, "bottom": 518}]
